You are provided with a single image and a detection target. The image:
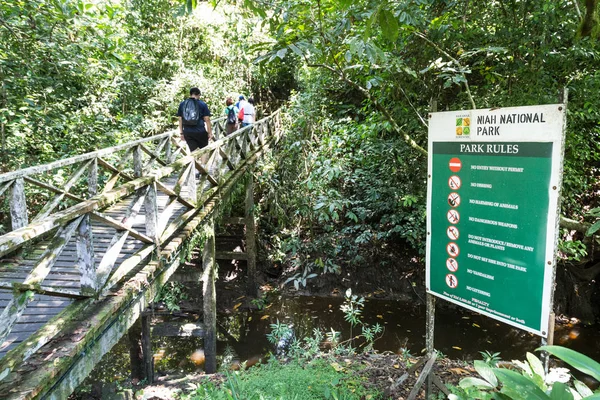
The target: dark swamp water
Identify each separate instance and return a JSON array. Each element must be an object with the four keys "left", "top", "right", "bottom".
[{"left": 78, "top": 294, "right": 600, "bottom": 393}]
